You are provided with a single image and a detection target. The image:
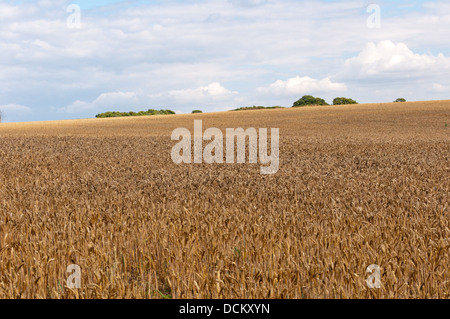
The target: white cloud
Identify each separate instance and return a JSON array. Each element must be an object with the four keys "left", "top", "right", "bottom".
[
  {"left": 0, "top": 4, "right": 21, "bottom": 20},
  {"left": 169, "top": 82, "right": 239, "bottom": 102},
  {"left": 0, "top": 104, "right": 32, "bottom": 114},
  {"left": 344, "top": 40, "right": 450, "bottom": 78},
  {"left": 61, "top": 91, "right": 139, "bottom": 113},
  {"left": 0, "top": 104, "right": 33, "bottom": 123},
  {"left": 258, "top": 76, "right": 347, "bottom": 96},
  {"left": 60, "top": 84, "right": 243, "bottom": 114},
  {"left": 2, "top": 1, "right": 450, "bottom": 121},
  {"left": 94, "top": 91, "right": 138, "bottom": 106},
  {"left": 431, "top": 83, "right": 450, "bottom": 93},
  {"left": 423, "top": 2, "right": 450, "bottom": 11},
  {"left": 0, "top": 104, "right": 32, "bottom": 122}
]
